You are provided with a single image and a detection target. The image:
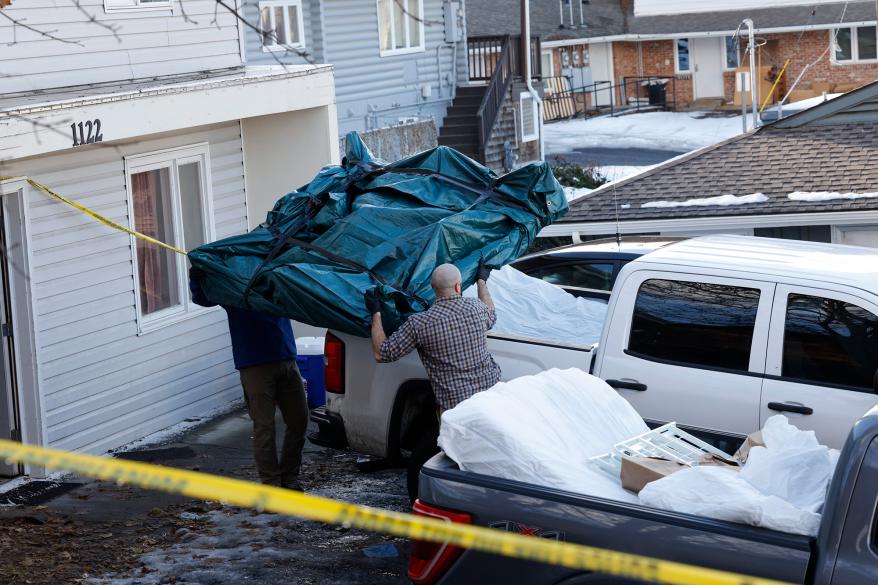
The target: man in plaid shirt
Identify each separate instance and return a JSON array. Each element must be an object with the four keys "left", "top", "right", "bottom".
[
  {"left": 365, "top": 262, "right": 501, "bottom": 412},
  {"left": 365, "top": 261, "right": 501, "bottom": 501}
]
